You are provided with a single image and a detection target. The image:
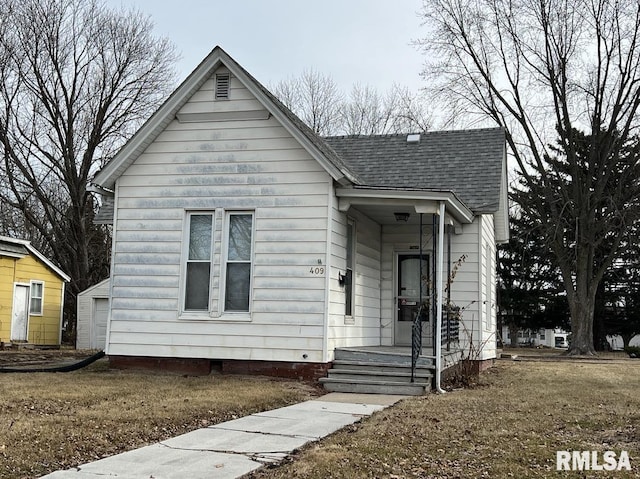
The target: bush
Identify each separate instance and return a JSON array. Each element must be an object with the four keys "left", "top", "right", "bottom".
[{"left": 624, "top": 346, "right": 640, "bottom": 358}]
